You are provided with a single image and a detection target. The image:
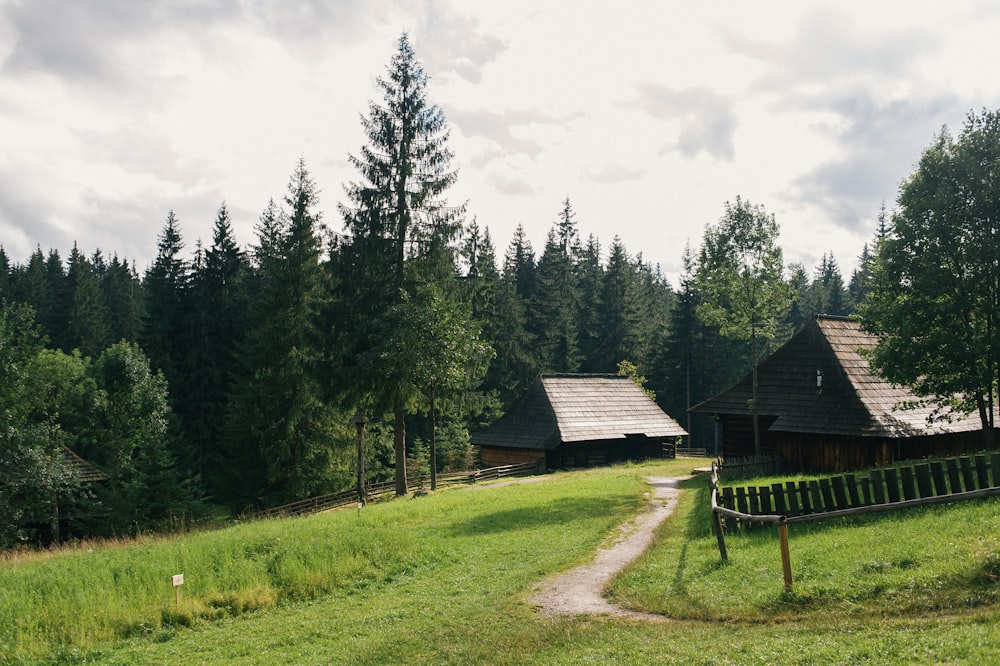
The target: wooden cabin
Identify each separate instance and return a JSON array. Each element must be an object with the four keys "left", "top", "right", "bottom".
[
  {"left": 690, "top": 316, "right": 996, "bottom": 473},
  {"left": 472, "top": 374, "right": 688, "bottom": 469}
]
